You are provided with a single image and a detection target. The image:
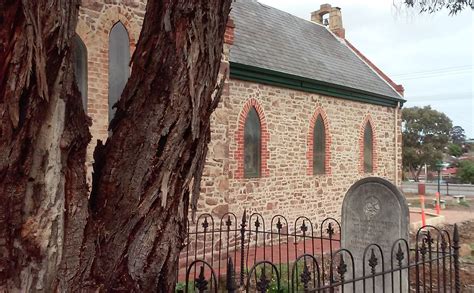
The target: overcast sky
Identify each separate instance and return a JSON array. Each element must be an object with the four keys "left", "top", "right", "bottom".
[{"left": 257, "top": 0, "right": 474, "bottom": 138}]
